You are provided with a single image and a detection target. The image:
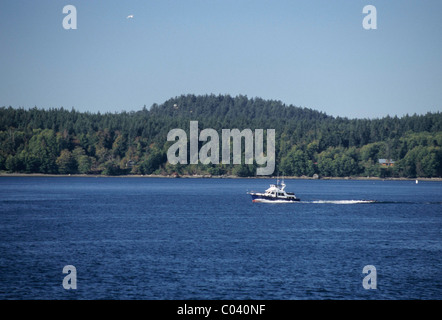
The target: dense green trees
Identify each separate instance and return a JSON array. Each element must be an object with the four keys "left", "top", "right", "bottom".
[{"left": 0, "top": 94, "right": 441, "bottom": 178}]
